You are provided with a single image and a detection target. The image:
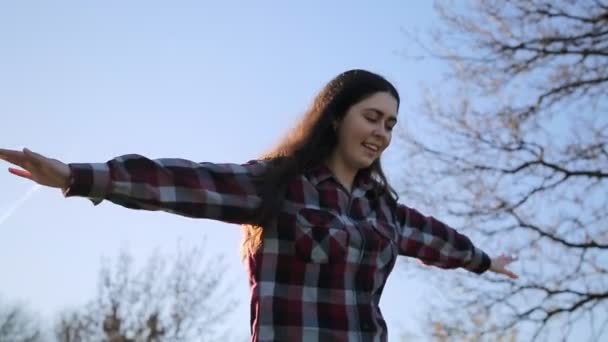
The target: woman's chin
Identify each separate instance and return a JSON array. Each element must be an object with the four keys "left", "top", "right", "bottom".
[{"left": 354, "top": 157, "right": 376, "bottom": 170}]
